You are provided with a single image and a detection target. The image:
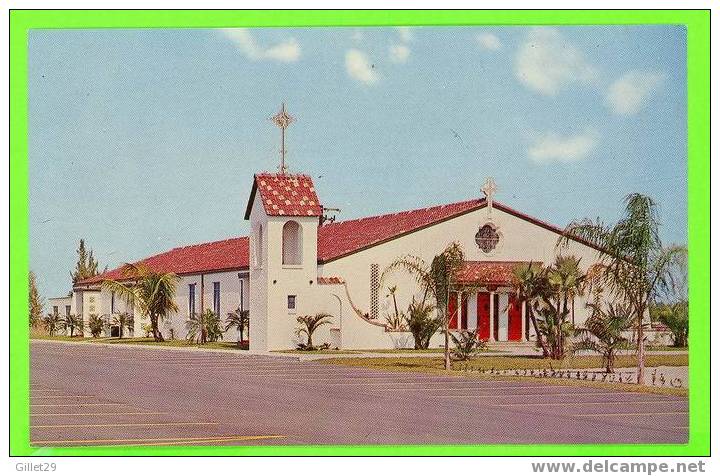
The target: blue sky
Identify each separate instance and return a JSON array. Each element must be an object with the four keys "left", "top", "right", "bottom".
[{"left": 29, "top": 26, "right": 687, "bottom": 298}]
